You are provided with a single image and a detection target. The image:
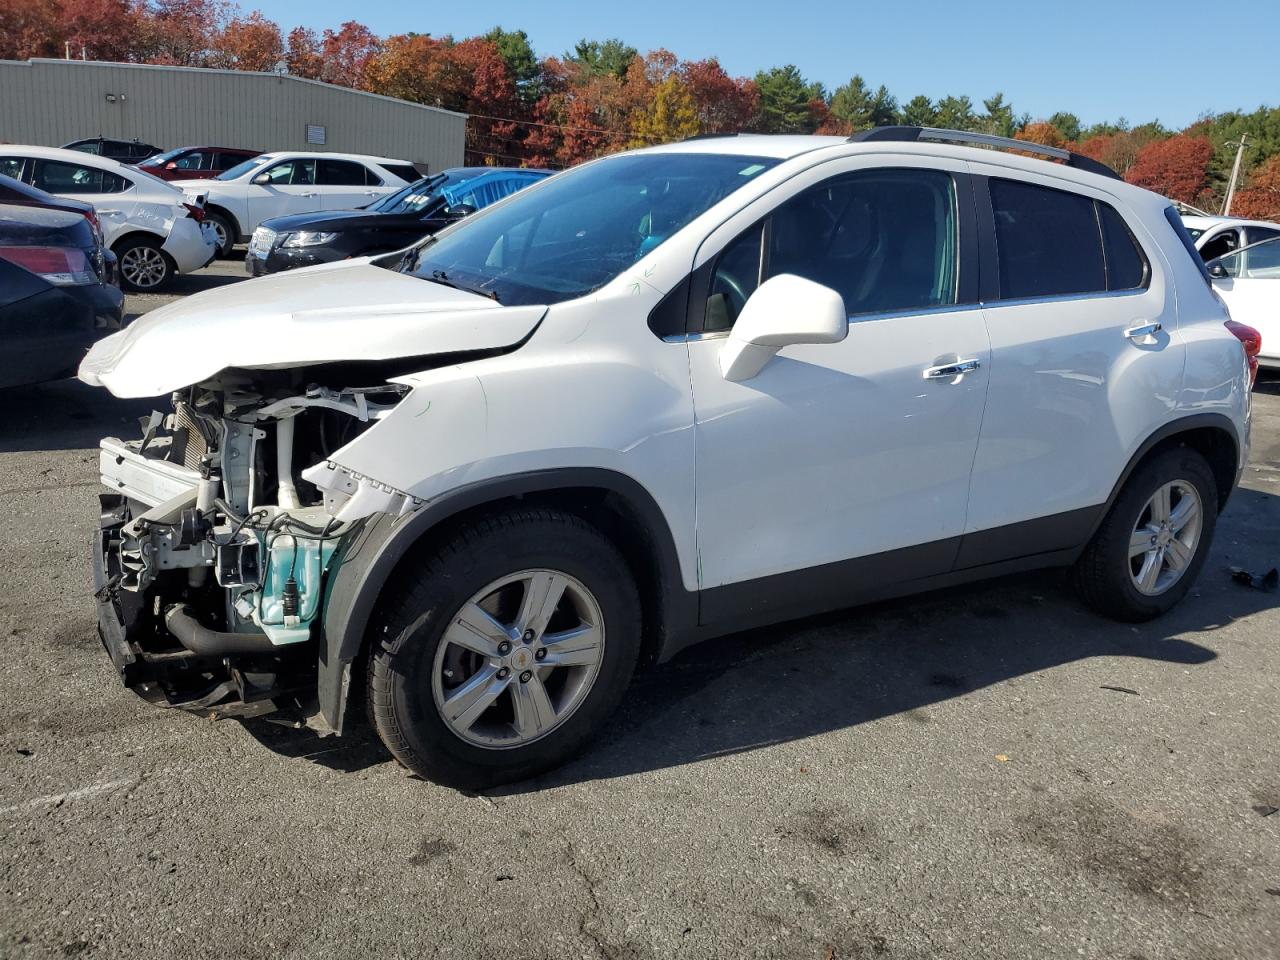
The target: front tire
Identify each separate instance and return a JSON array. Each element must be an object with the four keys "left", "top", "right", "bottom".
[
  {"left": 367, "top": 509, "right": 642, "bottom": 789},
  {"left": 1075, "top": 447, "right": 1218, "bottom": 621},
  {"left": 205, "top": 211, "right": 235, "bottom": 258},
  {"left": 116, "top": 236, "right": 173, "bottom": 292}
]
